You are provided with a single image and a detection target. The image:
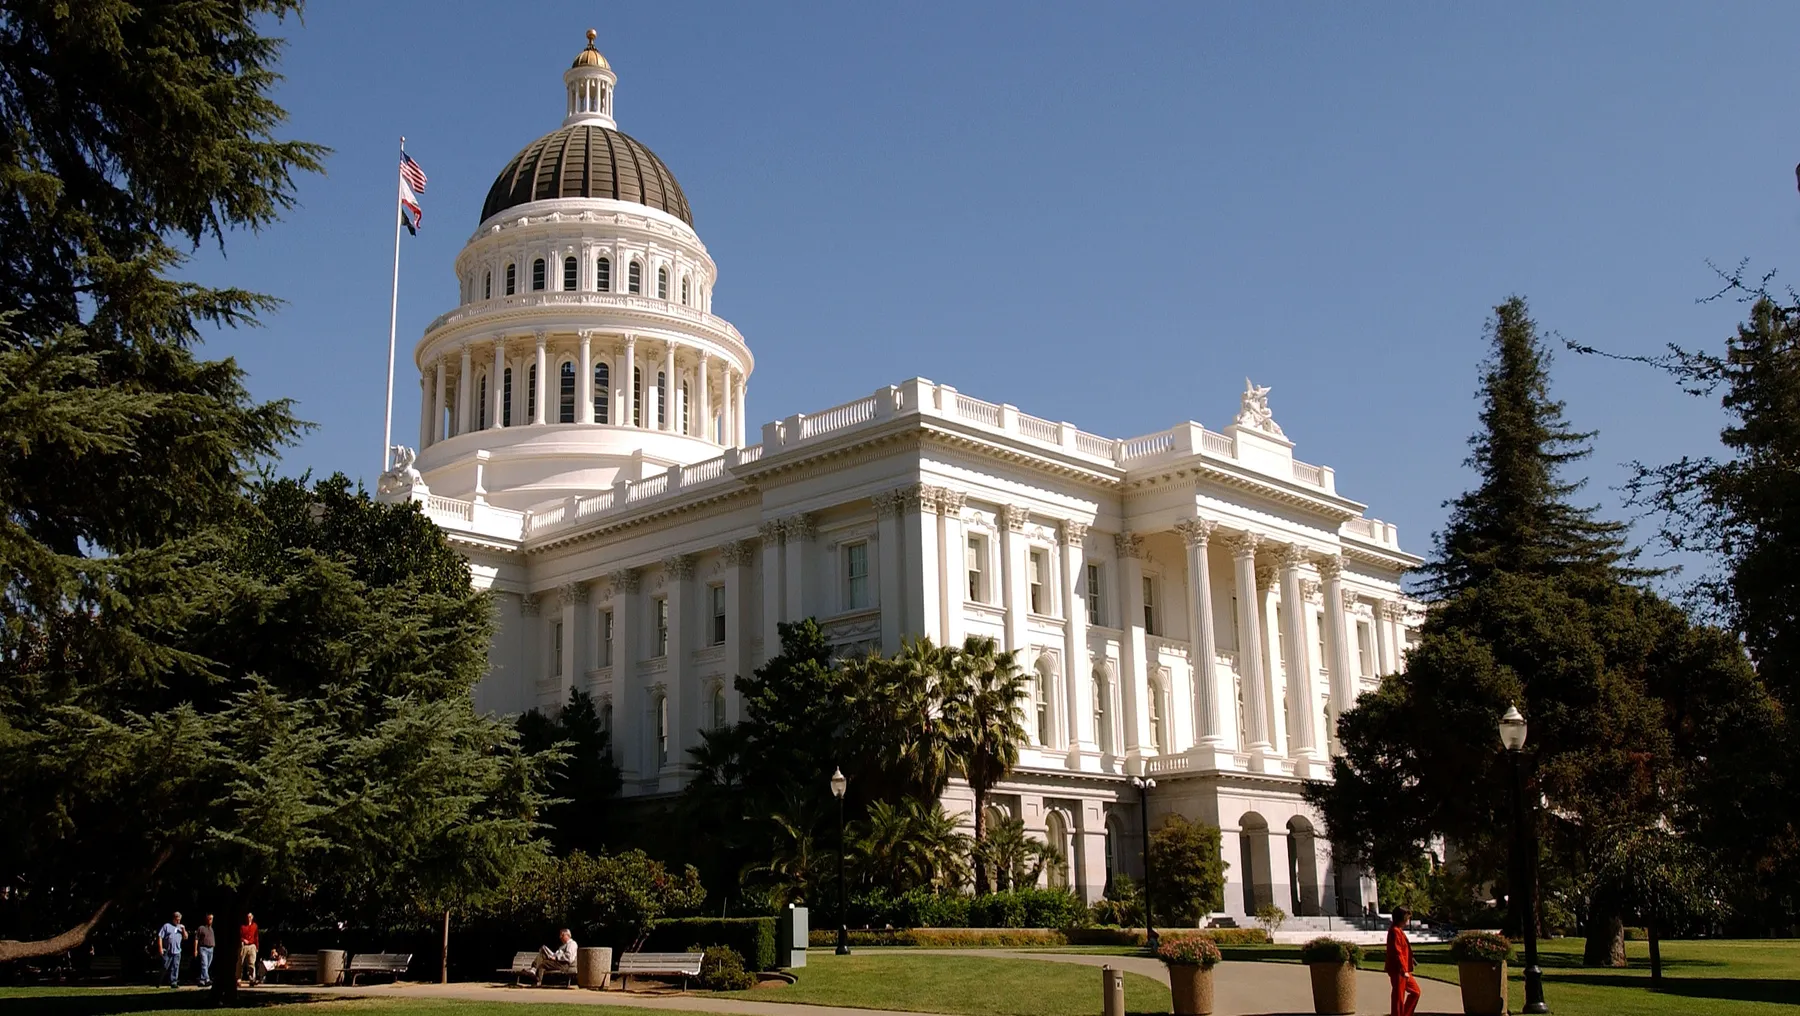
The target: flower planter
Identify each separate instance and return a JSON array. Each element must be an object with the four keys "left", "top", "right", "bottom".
[
  {"left": 1458, "top": 959, "right": 1507, "bottom": 1015},
  {"left": 1307, "top": 960, "right": 1357, "bottom": 1015},
  {"left": 1168, "top": 963, "right": 1215, "bottom": 1015}
]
